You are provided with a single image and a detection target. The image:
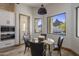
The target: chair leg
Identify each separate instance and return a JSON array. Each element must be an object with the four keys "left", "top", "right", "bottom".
[
  {"left": 60, "top": 50, "right": 61, "bottom": 56},
  {"left": 24, "top": 46, "right": 26, "bottom": 54},
  {"left": 43, "top": 44, "right": 46, "bottom": 56},
  {"left": 58, "top": 50, "right": 61, "bottom": 56},
  {"left": 57, "top": 50, "right": 61, "bottom": 56},
  {"left": 43, "top": 49, "right": 46, "bottom": 56}
]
